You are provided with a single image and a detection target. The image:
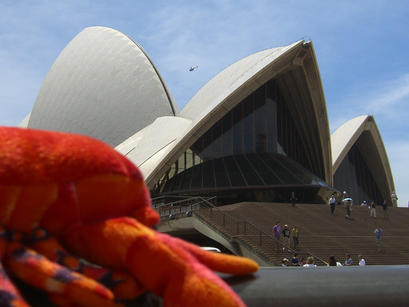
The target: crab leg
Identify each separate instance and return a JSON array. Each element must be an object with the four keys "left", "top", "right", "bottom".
[
  {"left": 159, "top": 234, "right": 259, "bottom": 275},
  {"left": 0, "top": 227, "right": 29, "bottom": 307},
  {"left": 61, "top": 217, "right": 258, "bottom": 307},
  {"left": 0, "top": 261, "right": 29, "bottom": 307},
  {"left": 30, "top": 233, "right": 144, "bottom": 299},
  {"left": 4, "top": 242, "right": 120, "bottom": 307}
]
